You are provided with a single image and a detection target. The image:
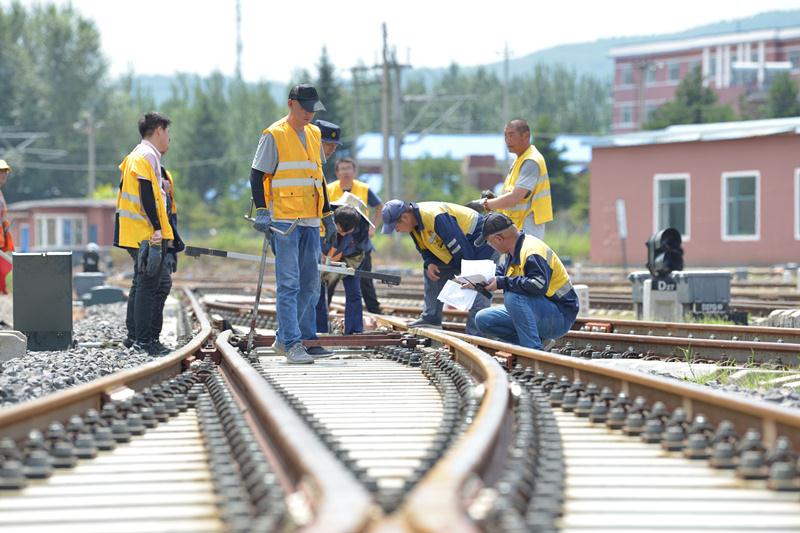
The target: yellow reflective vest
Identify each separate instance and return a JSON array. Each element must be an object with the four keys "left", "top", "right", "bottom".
[
  {"left": 410, "top": 202, "right": 480, "bottom": 266},
  {"left": 115, "top": 148, "right": 173, "bottom": 249},
  {"left": 503, "top": 234, "right": 572, "bottom": 300},
  {"left": 262, "top": 118, "right": 324, "bottom": 219},
  {"left": 328, "top": 179, "right": 371, "bottom": 215},
  {"left": 163, "top": 169, "right": 177, "bottom": 215},
  {"left": 499, "top": 145, "right": 553, "bottom": 228}
]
